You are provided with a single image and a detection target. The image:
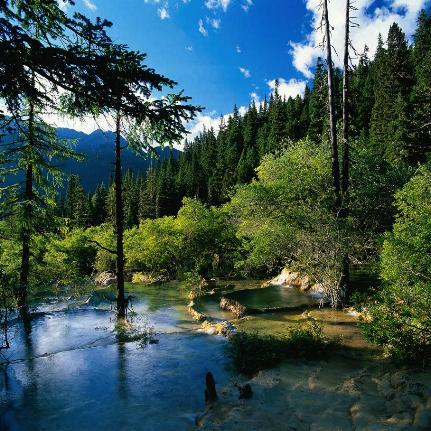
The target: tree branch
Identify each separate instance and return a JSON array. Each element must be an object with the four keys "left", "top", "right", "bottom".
[{"left": 86, "top": 239, "right": 117, "bottom": 255}]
